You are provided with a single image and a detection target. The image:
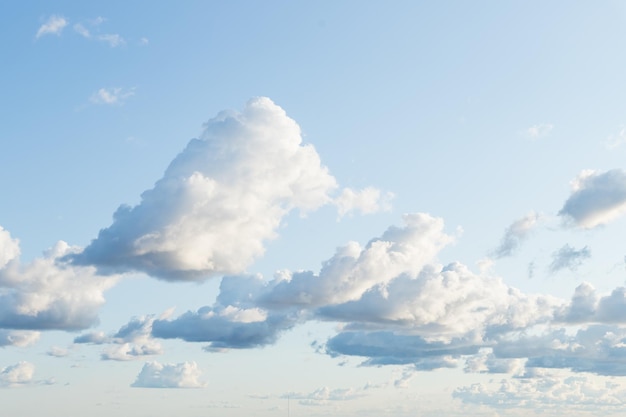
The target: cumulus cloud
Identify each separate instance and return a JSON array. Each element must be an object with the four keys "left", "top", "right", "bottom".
[
  {"left": 454, "top": 374, "right": 626, "bottom": 412},
  {"left": 89, "top": 87, "right": 135, "bottom": 105},
  {"left": 0, "top": 330, "right": 40, "bottom": 347},
  {"left": 335, "top": 187, "right": 393, "bottom": 218},
  {"left": 492, "top": 212, "right": 540, "bottom": 258},
  {"left": 559, "top": 169, "right": 626, "bottom": 228},
  {"left": 0, "top": 226, "right": 20, "bottom": 269},
  {"left": 0, "top": 362, "right": 35, "bottom": 387},
  {"left": 131, "top": 361, "right": 206, "bottom": 388},
  {"left": 549, "top": 244, "right": 591, "bottom": 273},
  {"left": 71, "top": 98, "right": 341, "bottom": 281},
  {"left": 36, "top": 15, "right": 67, "bottom": 38},
  {"left": 0, "top": 238, "right": 118, "bottom": 331}
]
